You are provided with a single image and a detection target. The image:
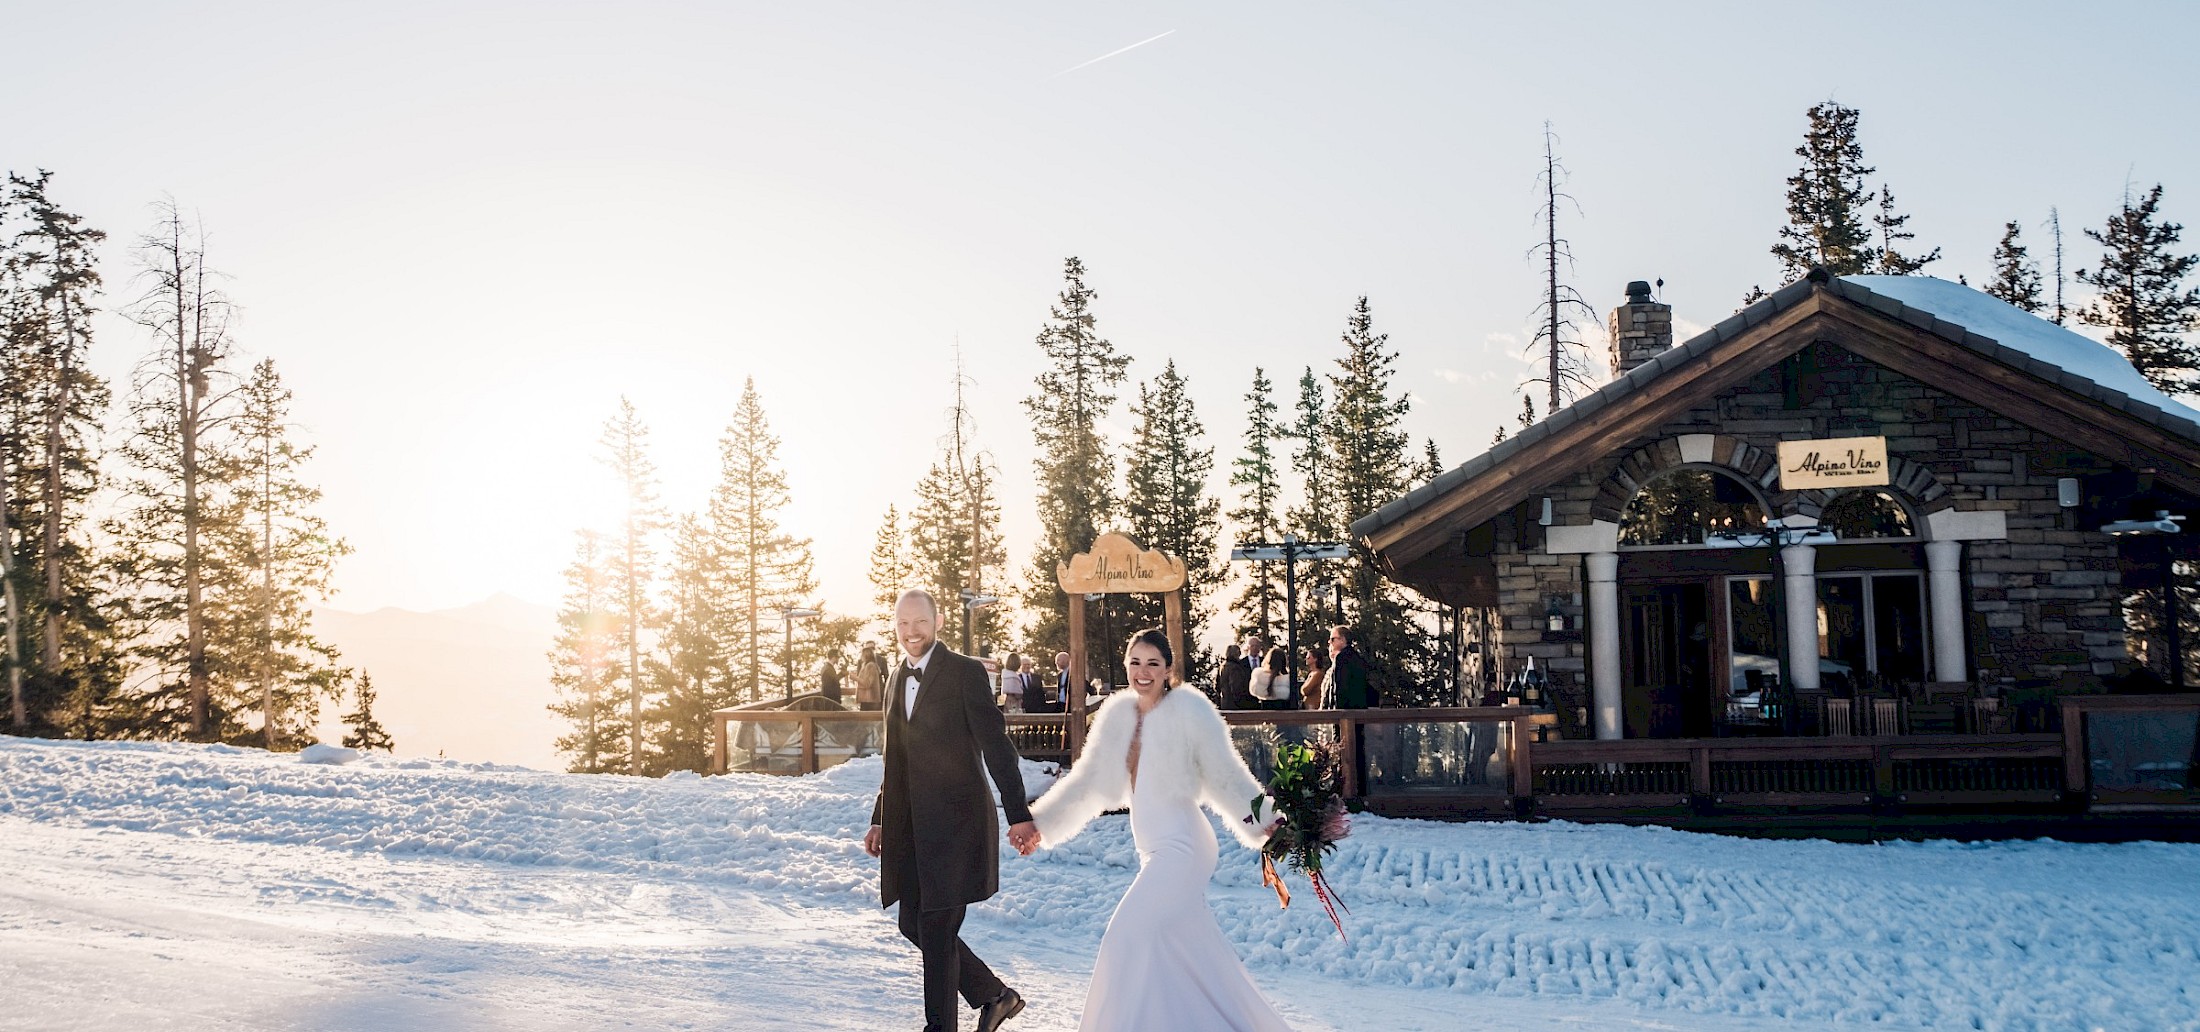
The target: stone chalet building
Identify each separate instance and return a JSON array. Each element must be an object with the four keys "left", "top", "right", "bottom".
[{"left": 1351, "top": 270, "right": 2200, "bottom": 743}]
